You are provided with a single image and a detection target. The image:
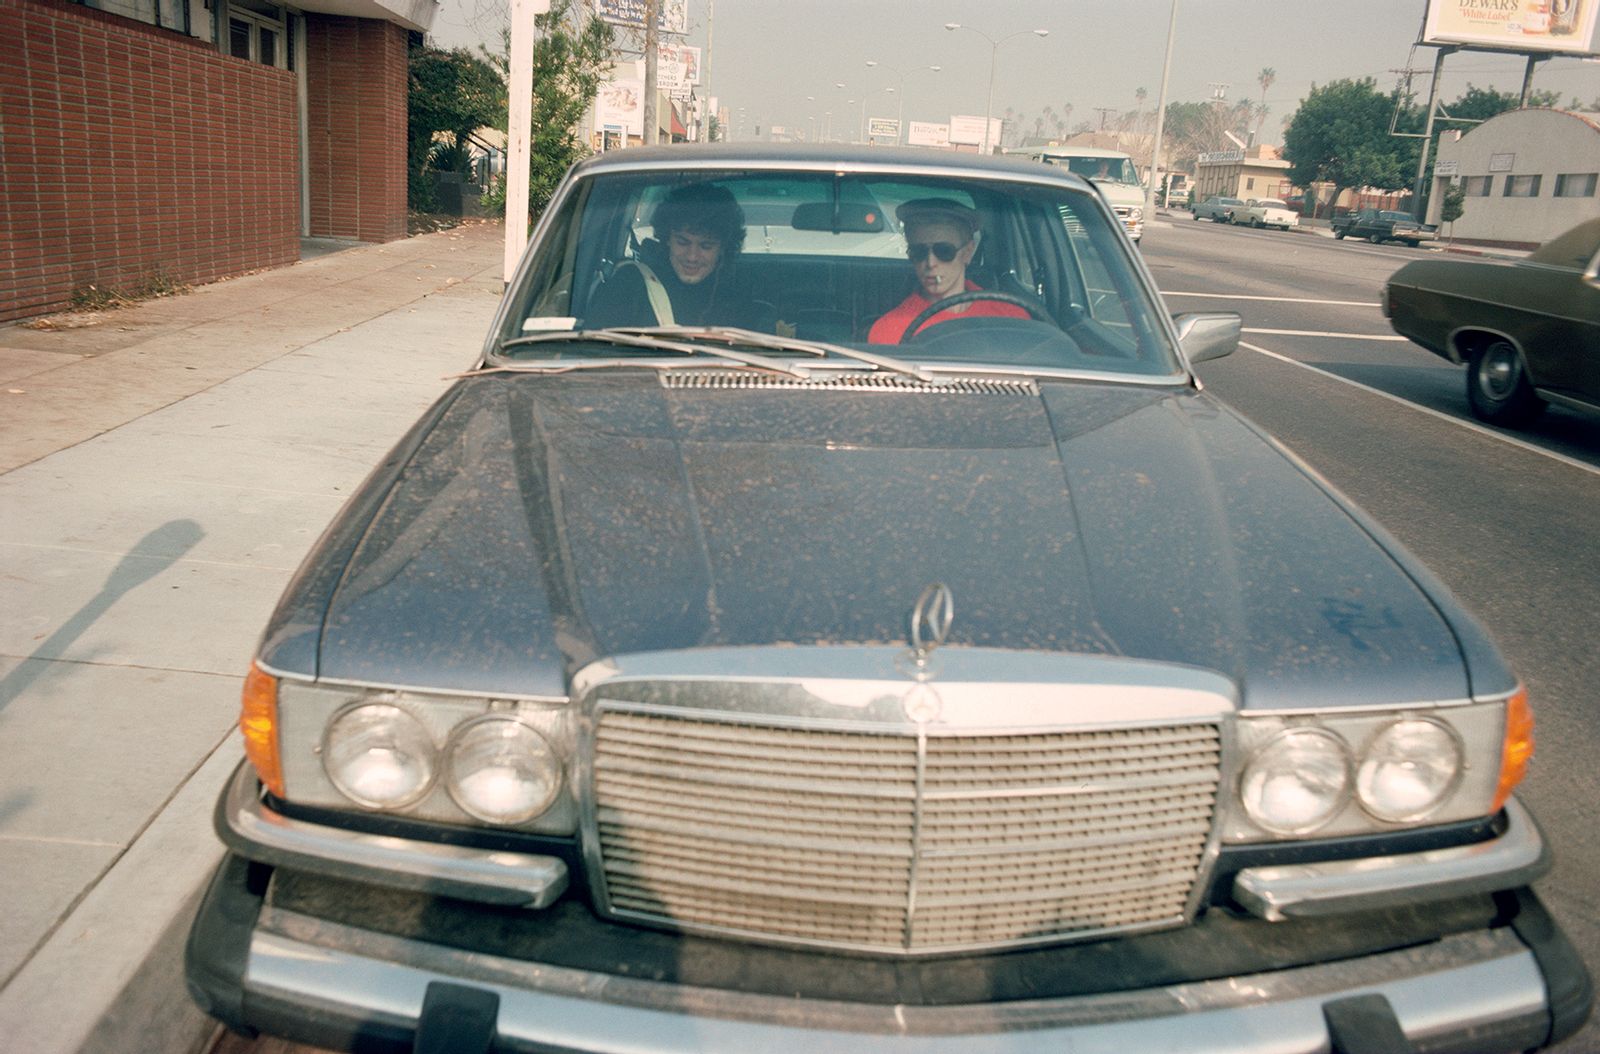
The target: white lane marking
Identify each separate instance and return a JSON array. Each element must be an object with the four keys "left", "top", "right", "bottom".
[
  {"left": 1238, "top": 341, "right": 1600, "bottom": 478},
  {"left": 1164, "top": 292, "right": 1381, "bottom": 307},
  {"left": 1243, "top": 328, "right": 1410, "bottom": 341}
]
